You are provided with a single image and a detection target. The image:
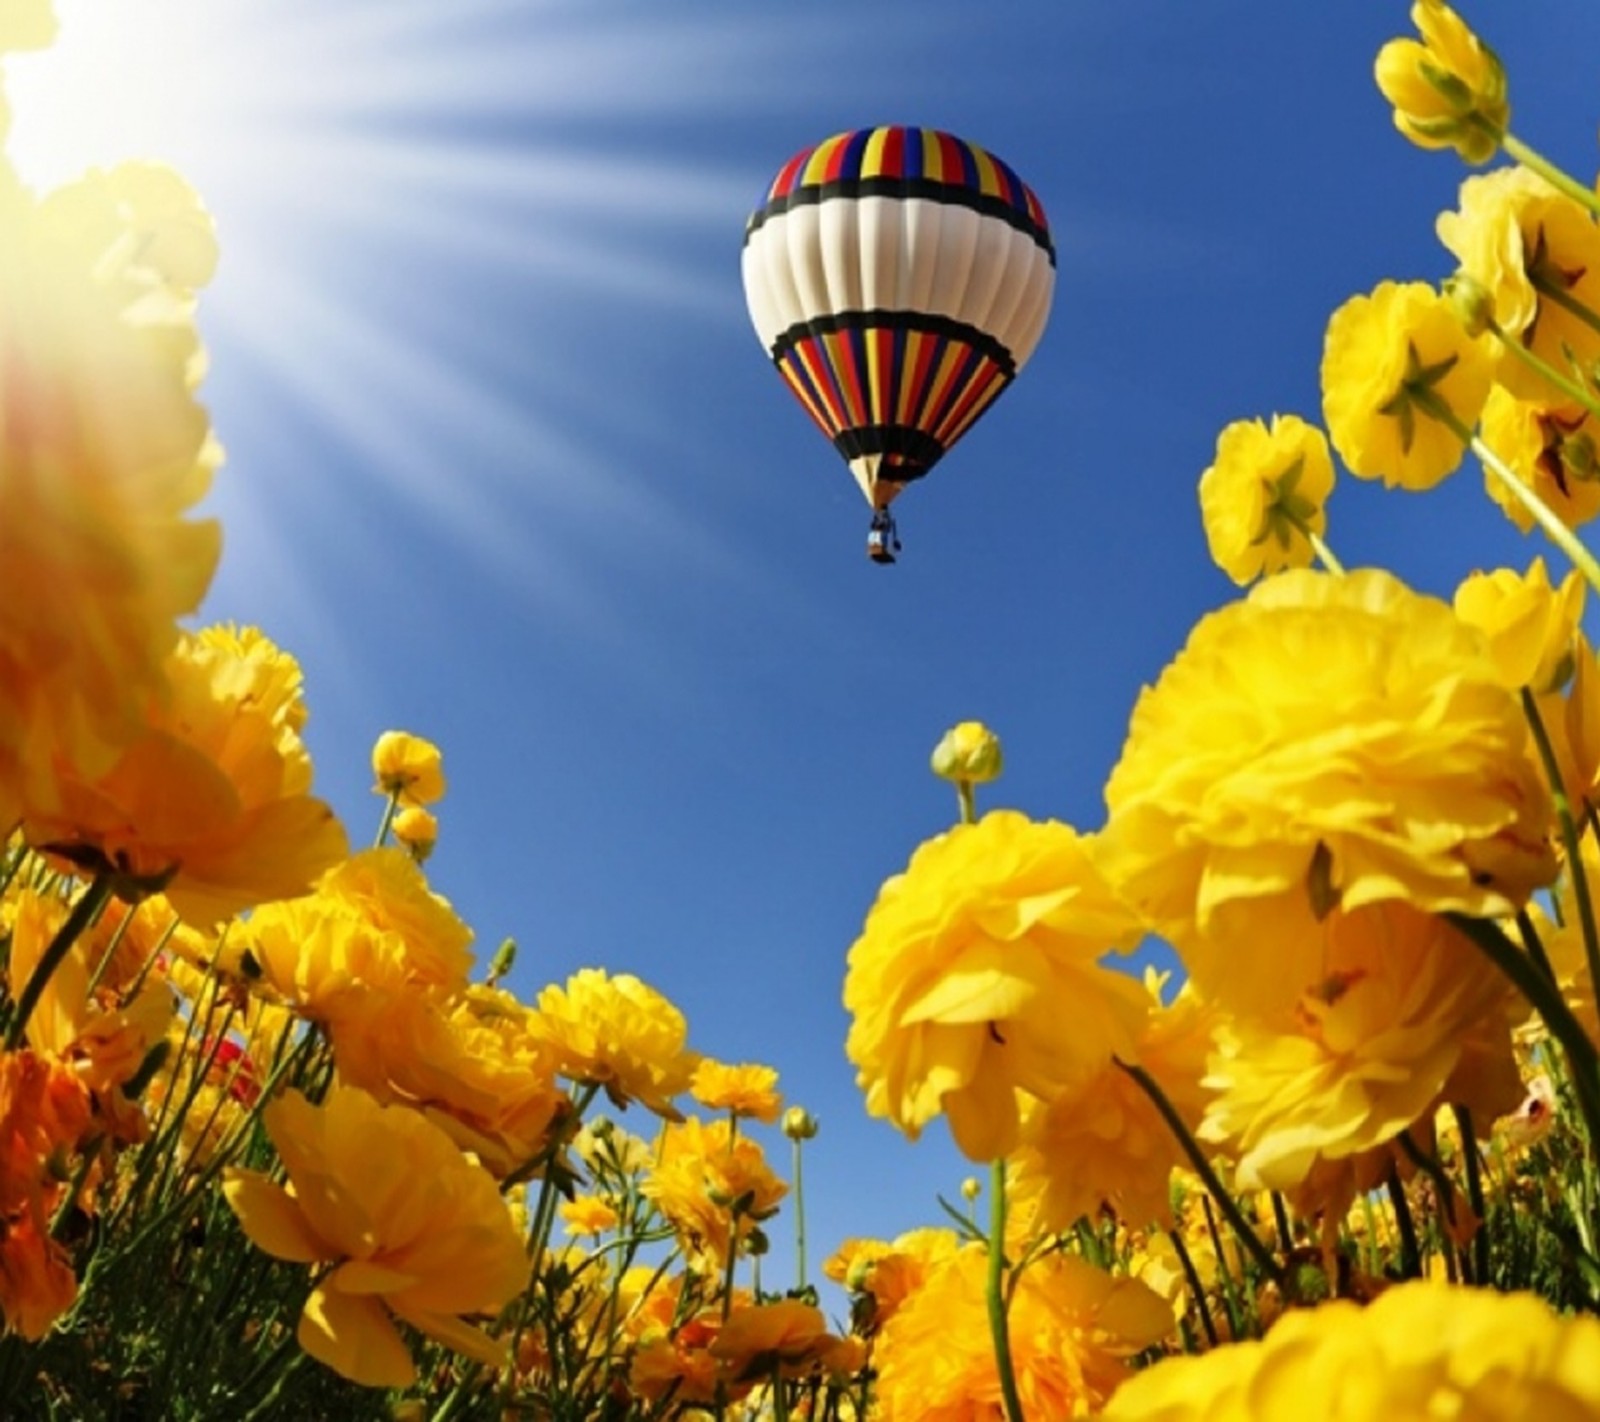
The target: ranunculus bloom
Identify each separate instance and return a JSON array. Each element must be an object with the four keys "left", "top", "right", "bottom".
[
  {"left": 640, "top": 1115, "right": 786, "bottom": 1272},
  {"left": 873, "top": 1248, "right": 1173, "bottom": 1421},
  {"left": 689, "top": 1059, "right": 782, "bottom": 1122},
  {"left": 326, "top": 983, "right": 569, "bottom": 1177},
  {"left": 1100, "top": 569, "right": 1555, "bottom": 1020},
  {"left": 24, "top": 627, "right": 347, "bottom": 927},
  {"left": 1374, "top": 1, "right": 1507, "bottom": 164},
  {"left": 1454, "top": 557, "right": 1584, "bottom": 693},
  {"left": 1438, "top": 167, "right": 1600, "bottom": 402},
  {"left": 1198, "top": 414, "right": 1335, "bottom": 585},
  {"left": 1322, "top": 280, "right": 1493, "bottom": 490},
  {"left": 844, "top": 811, "right": 1149, "bottom": 1161},
  {"left": 533, "top": 968, "right": 698, "bottom": 1118},
  {"left": 372, "top": 730, "right": 446, "bottom": 806},
  {"left": 1101, "top": 1280, "right": 1600, "bottom": 1421},
  {"left": 1009, "top": 976, "right": 1218, "bottom": 1232},
  {"left": 1198, "top": 902, "right": 1523, "bottom": 1190},
  {"left": 710, "top": 1299, "right": 843, "bottom": 1384},
  {"left": 0, "top": 165, "right": 221, "bottom": 838},
  {"left": 392, "top": 805, "right": 438, "bottom": 862},
  {"left": 824, "top": 1228, "right": 962, "bottom": 1334},
  {"left": 1478, "top": 387, "right": 1600, "bottom": 534},
  {"left": 222, "top": 1087, "right": 530, "bottom": 1388}
]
